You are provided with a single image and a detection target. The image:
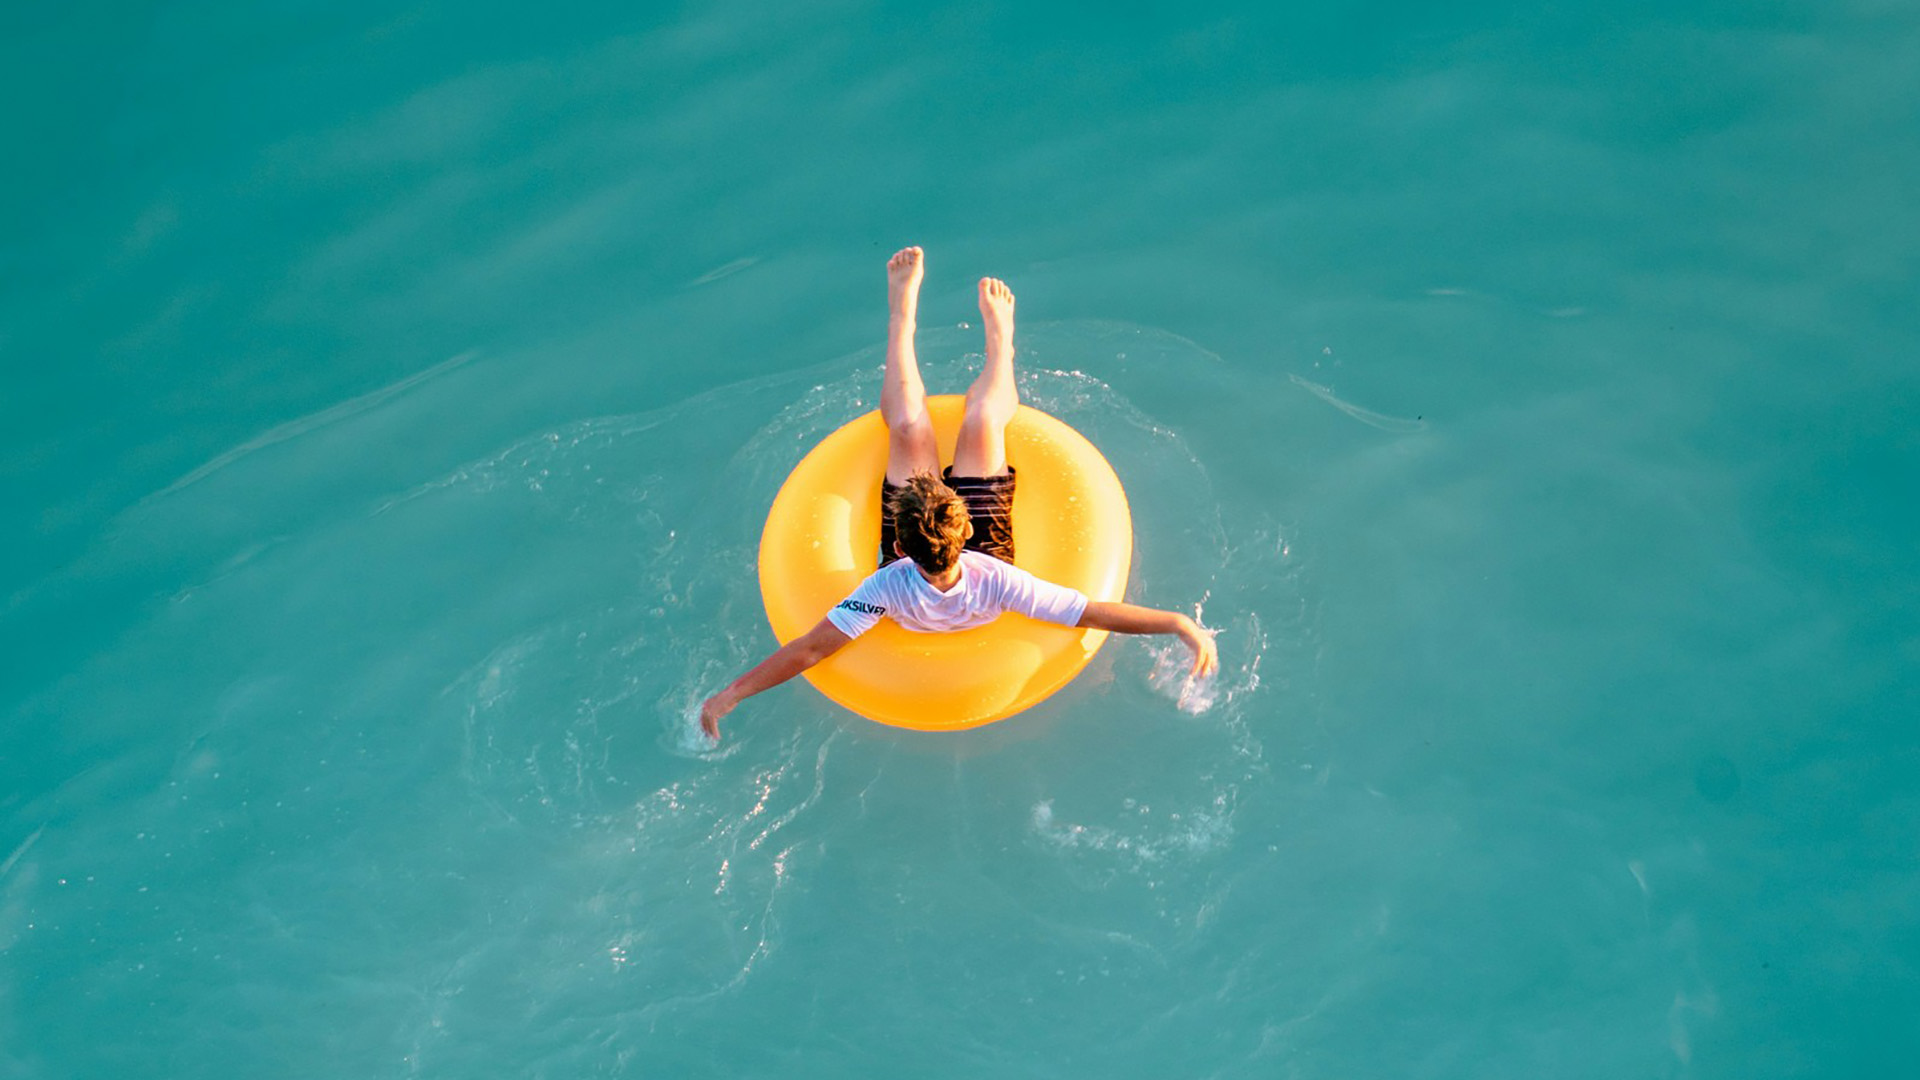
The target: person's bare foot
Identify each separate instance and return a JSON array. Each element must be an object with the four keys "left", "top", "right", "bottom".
[
  {"left": 888, "top": 246, "right": 924, "bottom": 321},
  {"left": 978, "top": 276, "right": 1015, "bottom": 357}
]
